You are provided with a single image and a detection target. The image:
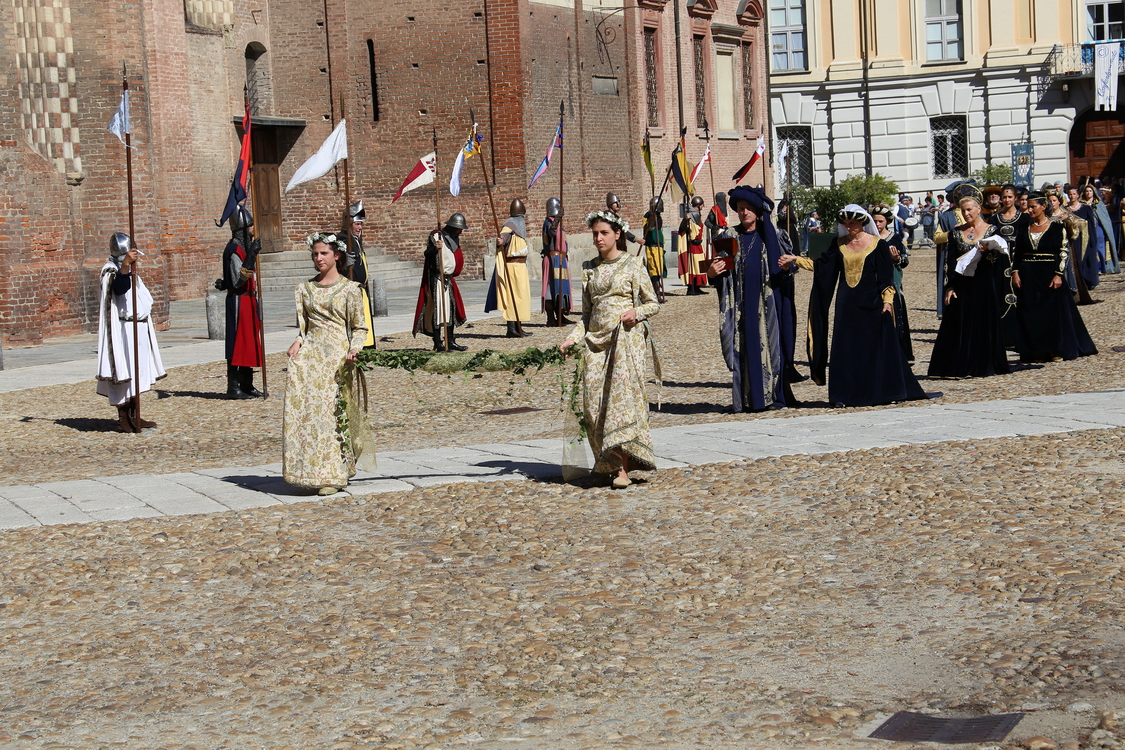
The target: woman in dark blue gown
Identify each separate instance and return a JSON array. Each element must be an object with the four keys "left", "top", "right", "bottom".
[{"left": 780, "top": 205, "right": 926, "bottom": 408}]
